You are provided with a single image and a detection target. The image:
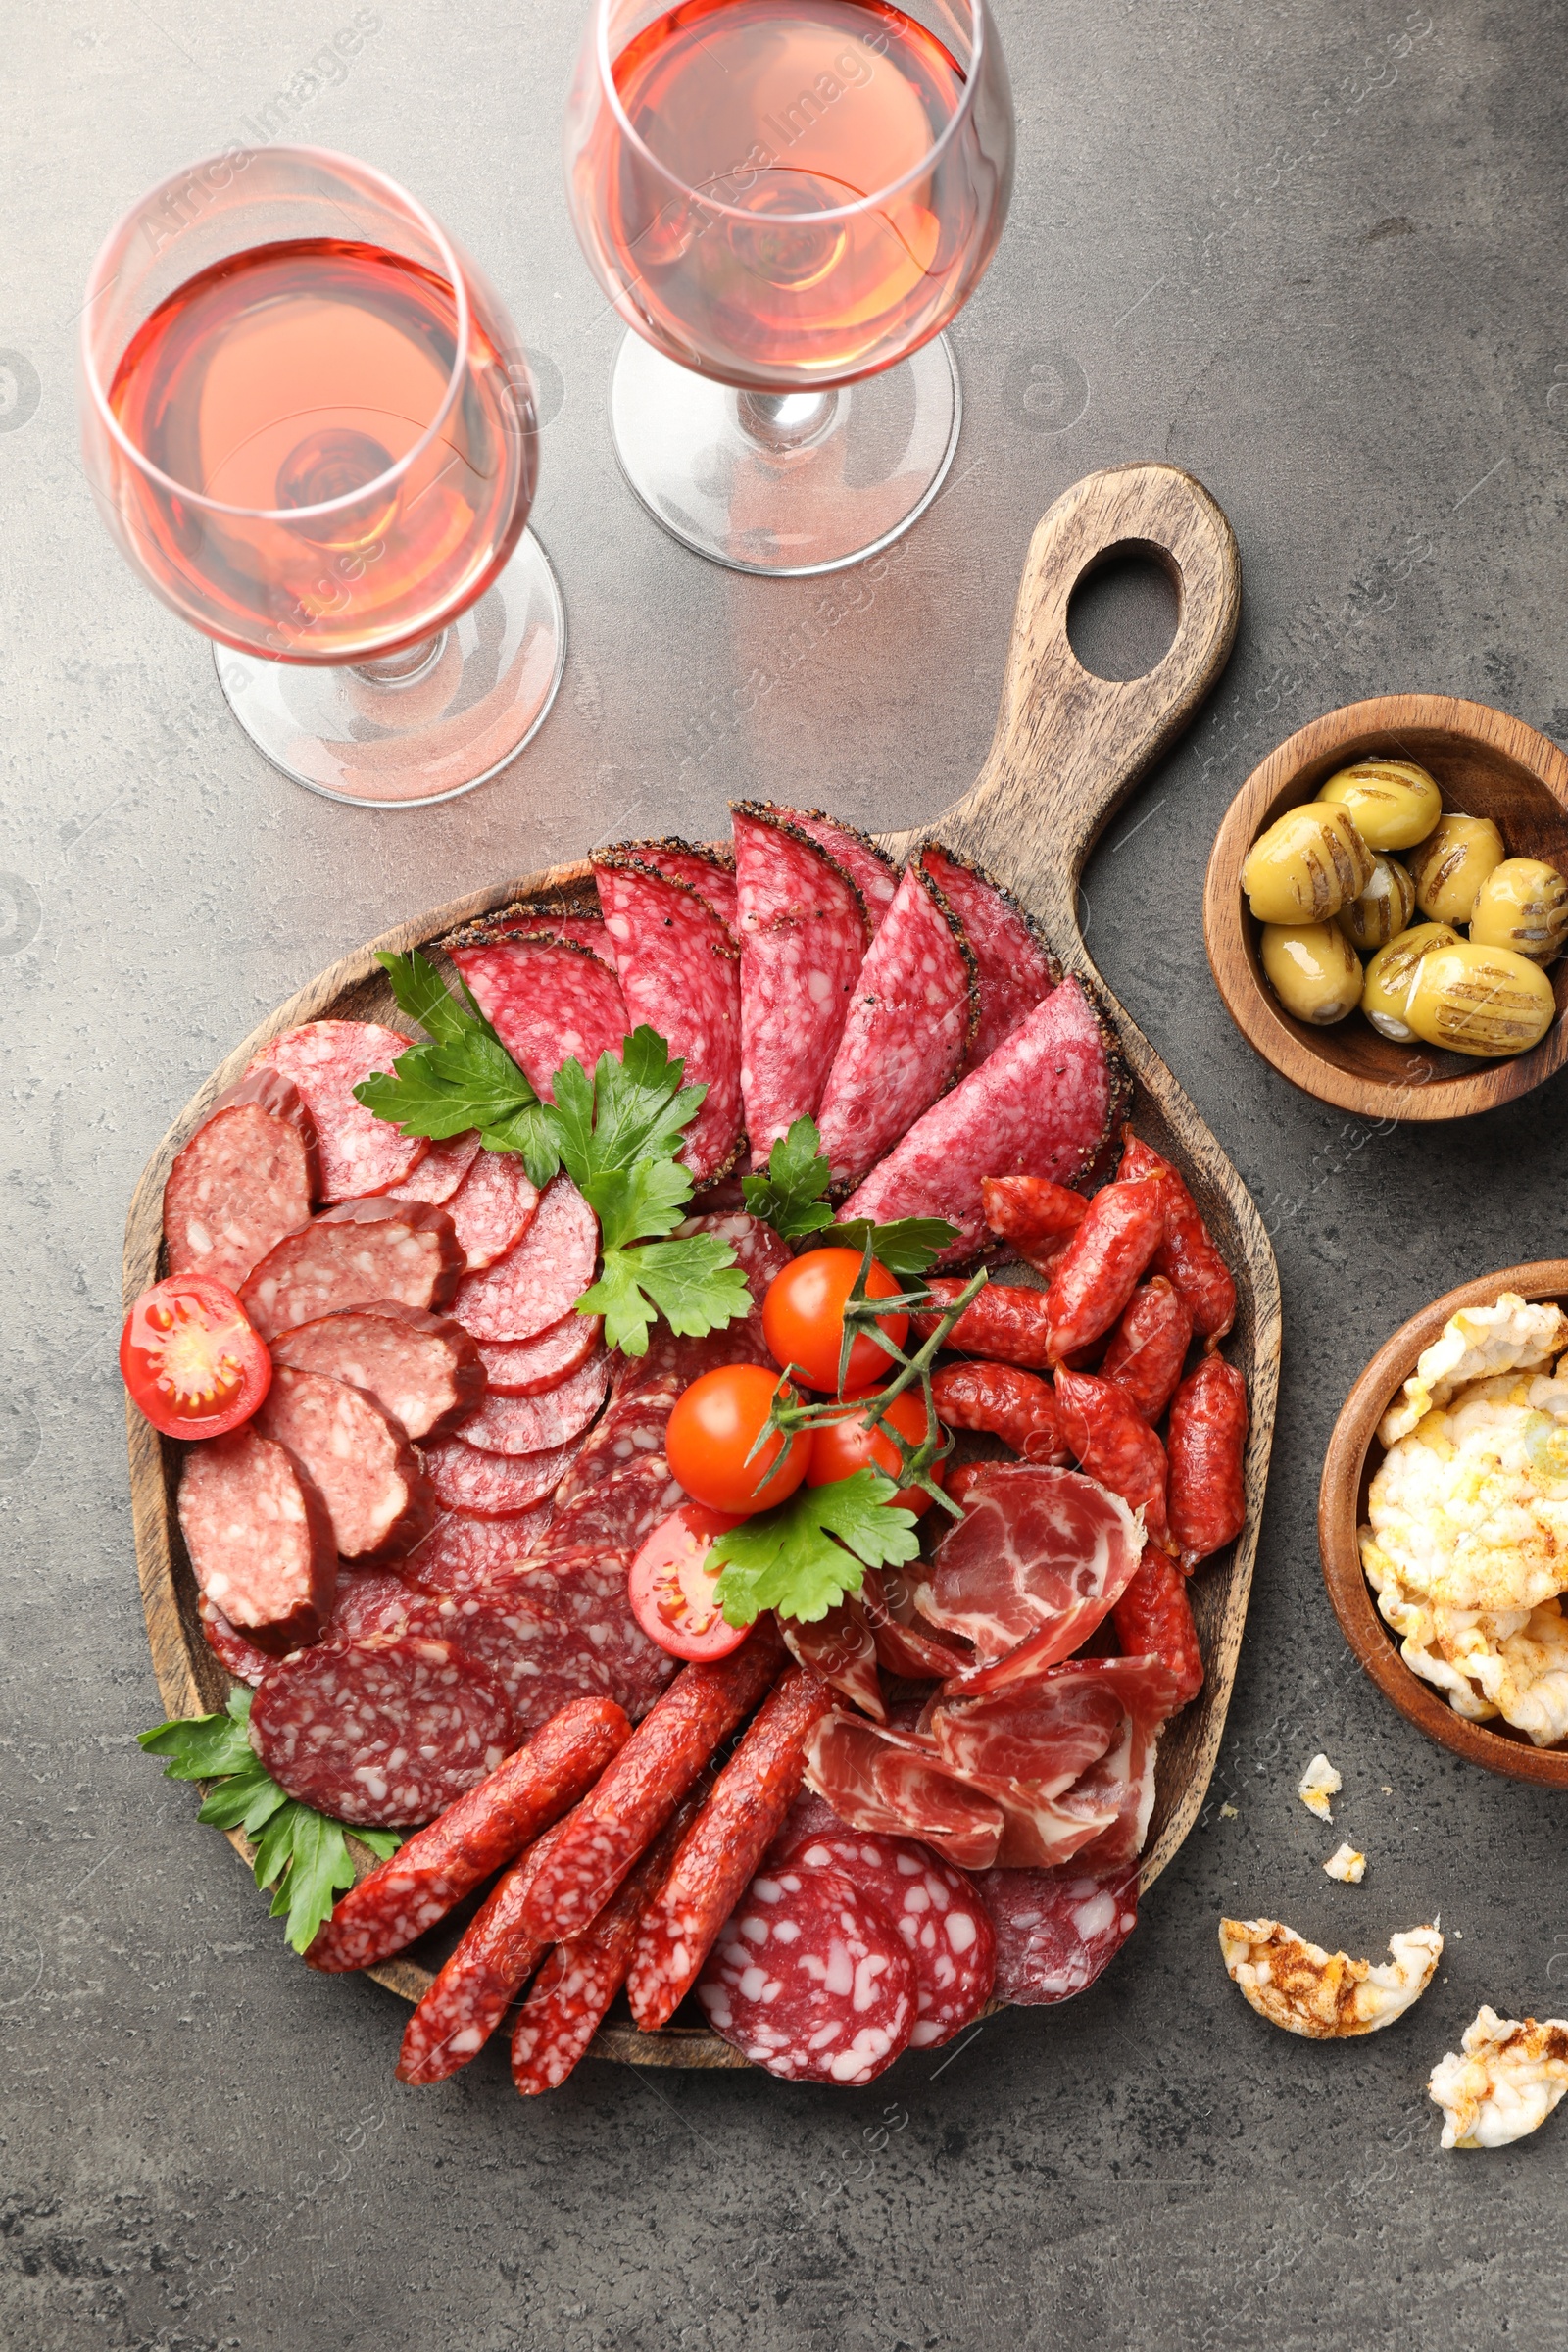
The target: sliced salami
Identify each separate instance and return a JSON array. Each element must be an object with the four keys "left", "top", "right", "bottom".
[
  {"left": 780, "top": 1830, "right": 996, "bottom": 2048},
  {"left": 197, "top": 1592, "right": 277, "bottom": 1687},
  {"left": 788, "top": 809, "right": 899, "bottom": 935},
  {"left": 209, "top": 1065, "right": 320, "bottom": 1171},
  {"left": 163, "top": 1101, "right": 315, "bottom": 1294},
  {"left": 733, "top": 803, "right": 869, "bottom": 1156},
  {"left": 763, "top": 1785, "right": 850, "bottom": 1866},
  {"left": 402, "top": 1503, "right": 556, "bottom": 1592},
  {"left": 449, "top": 1175, "right": 599, "bottom": 1344},
  {"left": 251, "top": 1019, "right": 425, "bottom": 1200},
  {"left": 324, "top": 1566, "right": 419, "bottom": 1642},
  {"left": 442, "top": 894, "right": 614, "bottom": 966},
  {"left": 548, "top": 1393, "right": 673, "bottom": 1504},
  {"left": 449, "top": 938, "right": 628, "bottom": 1102},
  {"left": 240, "top": 1199, "right": 462, "bottom": 1341},
  {"left": 696, "top": 1862, "right": 916, "bottom": 2083},
  {"left": 499, "top": 1549, "right": 680, "bottom": 1718},
  {"left": 251, "top": 1635, "right": 514, "bottom": 1827},
  {"left": 479, "top": 1313, "right": 603, "bottom": 1396},
  {"left": 814, "top": 860, "right": 978, "bottom": 1188},
  {"left": 841, "top": 977, "right": 1128, "bottom": 1265},
  {"left": 593, "top": 855, "right": 743, "bottom": 1182},
  {"left": 389, "top": 1130, "right": 482, "bottom": 1205},
  {"left": 460, "top": 1352, "right": 611, "bottom": 1456},
  {"left": 177, "top": 1426, "right": 336, "bottom": 1650},
  {"left": 398, "top": 1587, "right": 614, "bottom": 1733},
  {"left": 397, "top": 1807, "right": 578, "bottom": 2083},
  {"left": 254, "top": 1364, "right": 434, "bottom": 1561},
  {"left": 915, "top": 844, "right": 1060, "bottom": 1067},
  {"left": 609, "top": 836, "right": 739, "bottom": 937},
  {"left": 541, "top": 1455, "right": 685, "bottom": 1559},
  {"left": 423, "top": 1433, "right": 580, "bottom": 1517},
  {"left": 270, "top": 1303, "right": 484, "bottom": 1443},
  {"left": 974, "top": 1857, "right": 1139, "bottom": 2004},
  {"left": 445, "top": 1149, "right": 539, "bottom": 1272}
]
